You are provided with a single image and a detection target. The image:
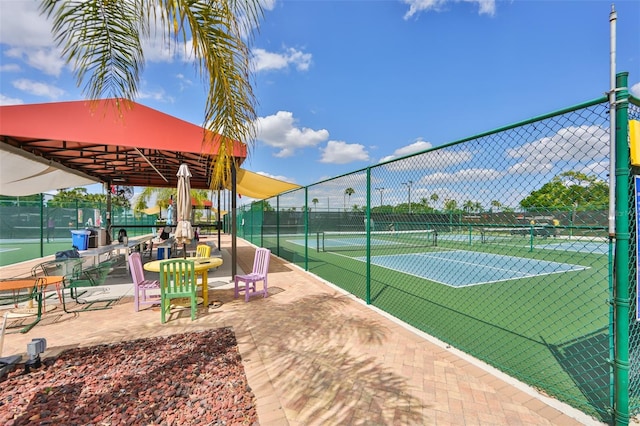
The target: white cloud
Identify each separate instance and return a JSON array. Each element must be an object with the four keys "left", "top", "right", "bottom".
[
  {"left": 137, "top": 87, "right": 174, "bottom": 103},
  {"left": 255, "top": 171, "right": 297, "bottom": 184},
  {"left": 12, "top": 79, "right": 64, "bottom": 99},
  {"left": 320, "top": 141, "right": 370, "bottom": 164},
  {"left": 0, "top": 1, "right": 54, "bottom": 47},
  {"left": 252, "top": 47, "right": 312, "bottom": 72},
  {"left": 631, "top": 82, "right": 640, "bottom": 98},
  {"left": 0, "top": 63, "right": 21, "bottom": 72},
  {"left": 176, "top": 73, "right": 193, "bottom": 91},
  {"left": 419, "top": 168, "right": 503, "bottom": 185},
  {"left": 578, "top": 160, "right": 609, "bottom": 177},
  {"left": 379, "top": 139, "right": 432, "bottom": 163},
  {"left": 5, "top": 46, "right": 66, "bottom": 77},
  {"left": 507, "top": 125, "right": 609, "bottom": 163},
  {"left": 402, "top": 0, "right": 496, "bottom": 20},
  {"left": 255, "top": 111, "right": 329, "bottom": 157},
  {"left": 382, "top": 148, "right": 474, "bottom": 171},
  {"left": 0, "top": 1, "right": 67, "bottom": 76},
  {"left": 141, "top": 36, "right": 179, "bottom": 63},
  {"left": 0, "top": 94, "right": 24, "bottom": 106},
  {"left": 507, "top": 161, "right": 554, "bottom": 175}
]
